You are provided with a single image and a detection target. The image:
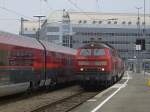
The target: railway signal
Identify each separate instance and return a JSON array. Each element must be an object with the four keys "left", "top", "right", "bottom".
[{"left": 136, "top": 38, "right": 145, "bottom": 50}]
